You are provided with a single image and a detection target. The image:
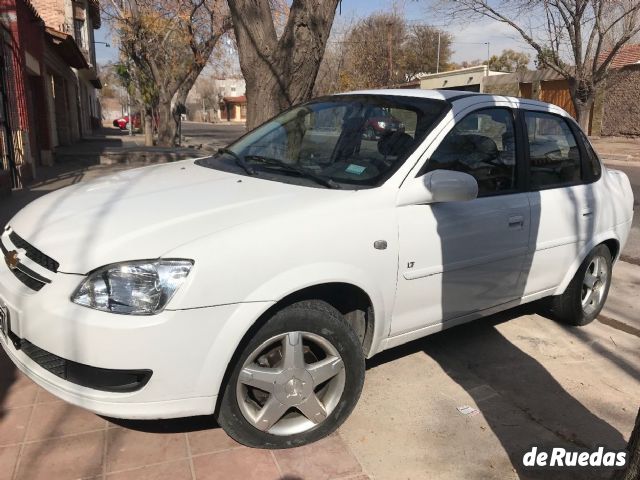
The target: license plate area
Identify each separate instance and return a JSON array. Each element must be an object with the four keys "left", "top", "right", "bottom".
[
  {"left": 0, "top": 301, "right": 21, "bottom": 349},
  {"left": 0, "top": 302, "right": 10, "bottom": 340}
]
